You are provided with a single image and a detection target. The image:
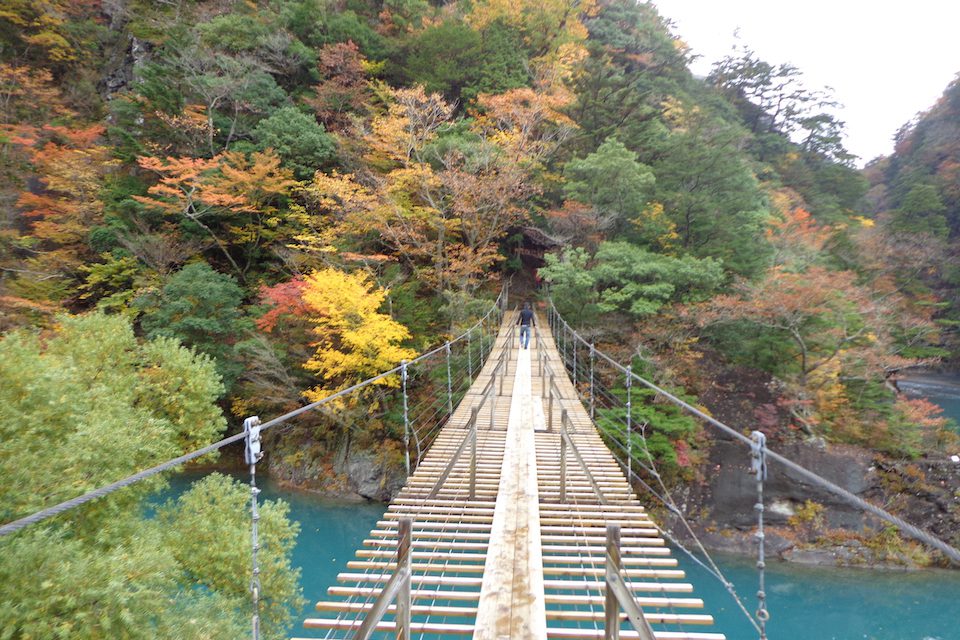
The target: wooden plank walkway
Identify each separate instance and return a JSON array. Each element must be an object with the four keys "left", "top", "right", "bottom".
[{"left": 296, "top": 314, "right": 726, "bottom": 640}]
